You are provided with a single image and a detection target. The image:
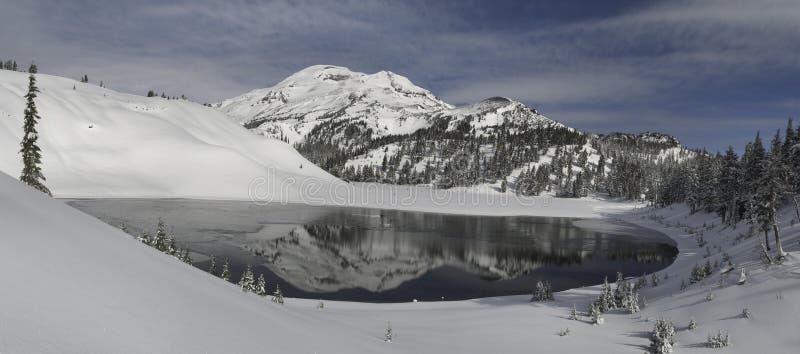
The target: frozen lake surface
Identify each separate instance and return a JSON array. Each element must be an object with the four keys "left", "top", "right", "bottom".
[{"left": 66, "top": 199, "right": 677, "bottom": 302}]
